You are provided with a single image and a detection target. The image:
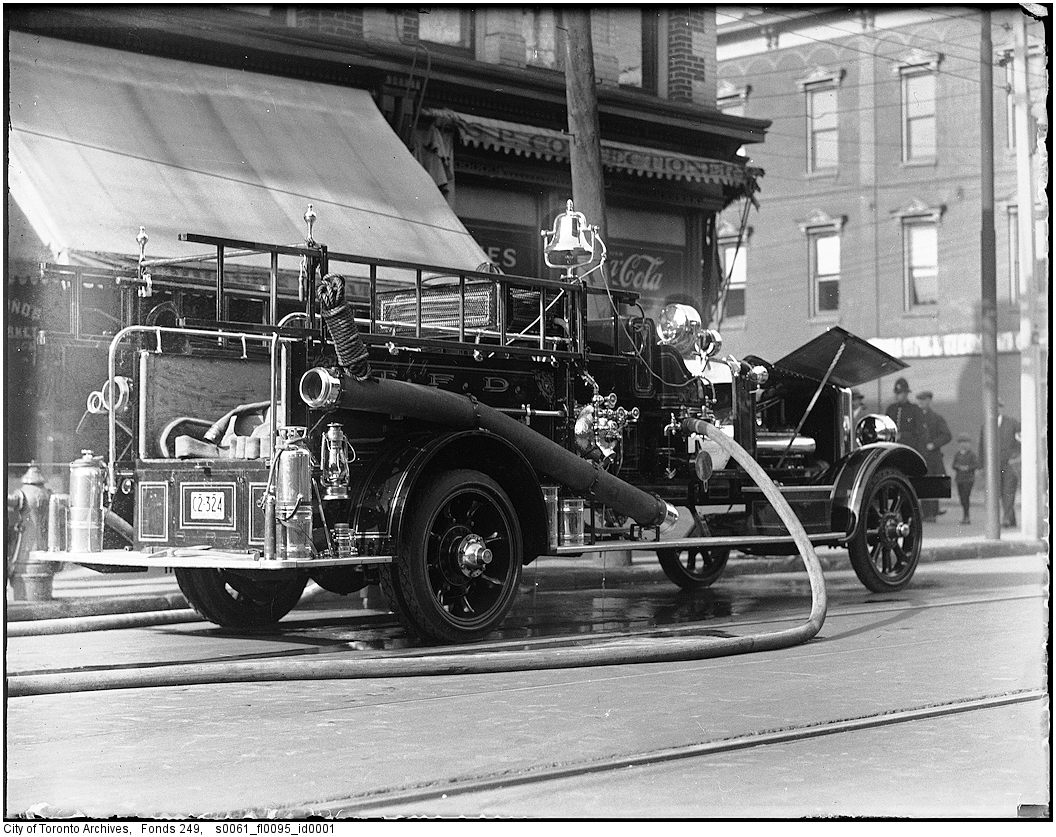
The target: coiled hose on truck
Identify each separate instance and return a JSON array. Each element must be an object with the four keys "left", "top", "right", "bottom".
[{"left": 8, "top": 422, "right": 827, "bottom": 697}]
